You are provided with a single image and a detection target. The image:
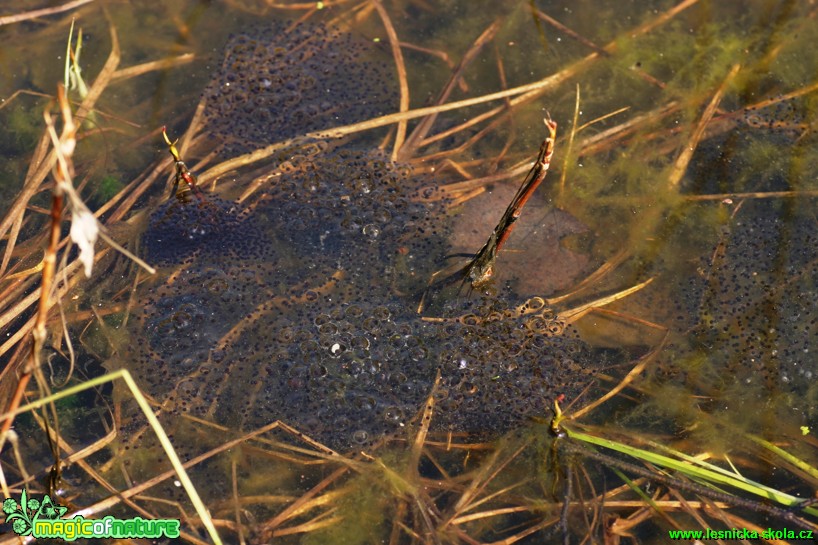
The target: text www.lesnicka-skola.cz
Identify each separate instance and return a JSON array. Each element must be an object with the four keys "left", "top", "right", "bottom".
[{"left": 669, "top": 527, "right": 813, "bottom": 540}]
